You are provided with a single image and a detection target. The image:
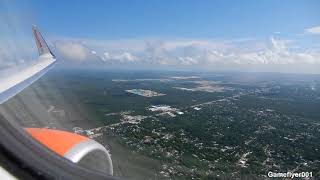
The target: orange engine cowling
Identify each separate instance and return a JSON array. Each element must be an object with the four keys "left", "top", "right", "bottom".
[{"left": 25, "top": 128, "right": 113, "bottom": 175}]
